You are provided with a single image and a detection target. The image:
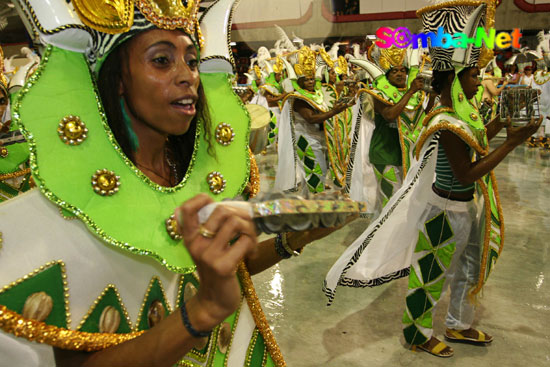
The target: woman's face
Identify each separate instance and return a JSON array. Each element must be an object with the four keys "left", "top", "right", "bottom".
[
  {"left": 459, "top": 67, "right": 481, "bottom": 100},
  {"left": 120, "top": 29, "right": 200, "bottom": 136}
]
